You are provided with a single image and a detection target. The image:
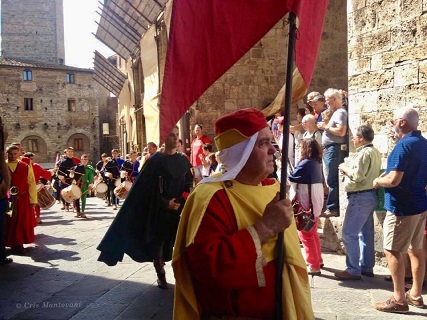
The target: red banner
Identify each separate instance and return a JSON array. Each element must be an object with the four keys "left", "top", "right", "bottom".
[{"left": 159, "top": 0, "right": 329, "bottom": 143}]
